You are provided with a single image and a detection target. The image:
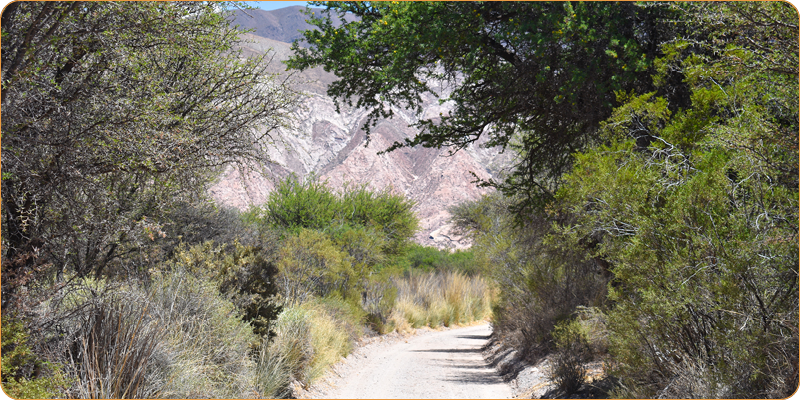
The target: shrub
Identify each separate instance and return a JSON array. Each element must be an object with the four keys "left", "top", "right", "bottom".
[
  {"left": 391, "top": 270, "right": 493, "bottom": 329},
  {"left": 258, "top": 174, "right": 344, "bottom": 232},
  {"left": 276, "top": 229, "right": 351, "bottom": 305},
  {"left": 254, "top": 340, "right": 294, "bottom": 399},
  {"left": 360, "top": 272, "right": 399, "bottom": 333},
  {"left": 451, "top": 193, "right": 609, "bottom": 360},
  {"left": 550, "top": 319, "right": 590, "bottom": 395},
  {"left": 1, "top": 316, "right": 67, "bottom": 399},
  {"left": 398, "top": 244, "right": 481, "bottom": 275},
  {"left": 249, "top": 175, "right": 418, "bottom": 265},
  {"left": 167, "top": 240, "right": 281, "bottom": 337}
]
